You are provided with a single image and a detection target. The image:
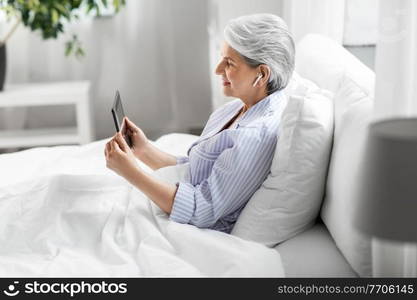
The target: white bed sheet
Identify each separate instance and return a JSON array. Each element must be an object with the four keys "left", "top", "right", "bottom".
[
  {"left": 0, "top": 134, "right": 284, "bottom": 277},
  {"left": 275, "top": 222, "right": 357, "bottom": 277}
]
